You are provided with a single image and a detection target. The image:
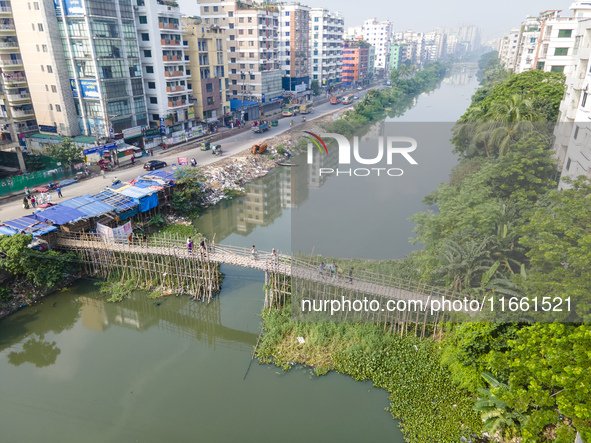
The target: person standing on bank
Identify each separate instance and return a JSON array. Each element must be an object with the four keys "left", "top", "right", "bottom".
[
  {"left": 57, "top": 186, "right": 63, "bottom": 198},
  {"left": 23, "top": 196, "right": 29, "bottom": 210}
]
